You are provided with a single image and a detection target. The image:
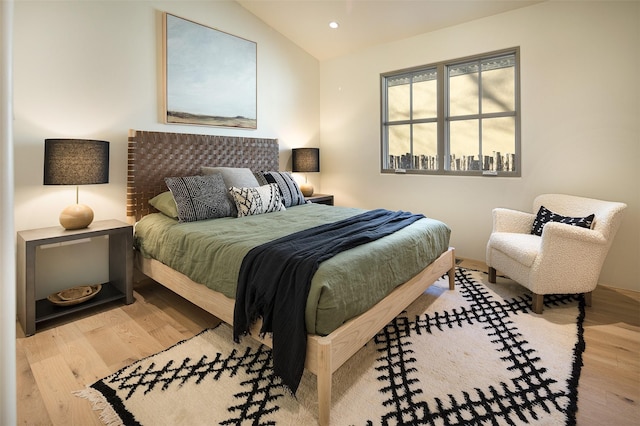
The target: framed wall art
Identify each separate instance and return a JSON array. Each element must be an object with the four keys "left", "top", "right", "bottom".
[{"left": 163, "top": 13, "right": 257, "bottom": 129}]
